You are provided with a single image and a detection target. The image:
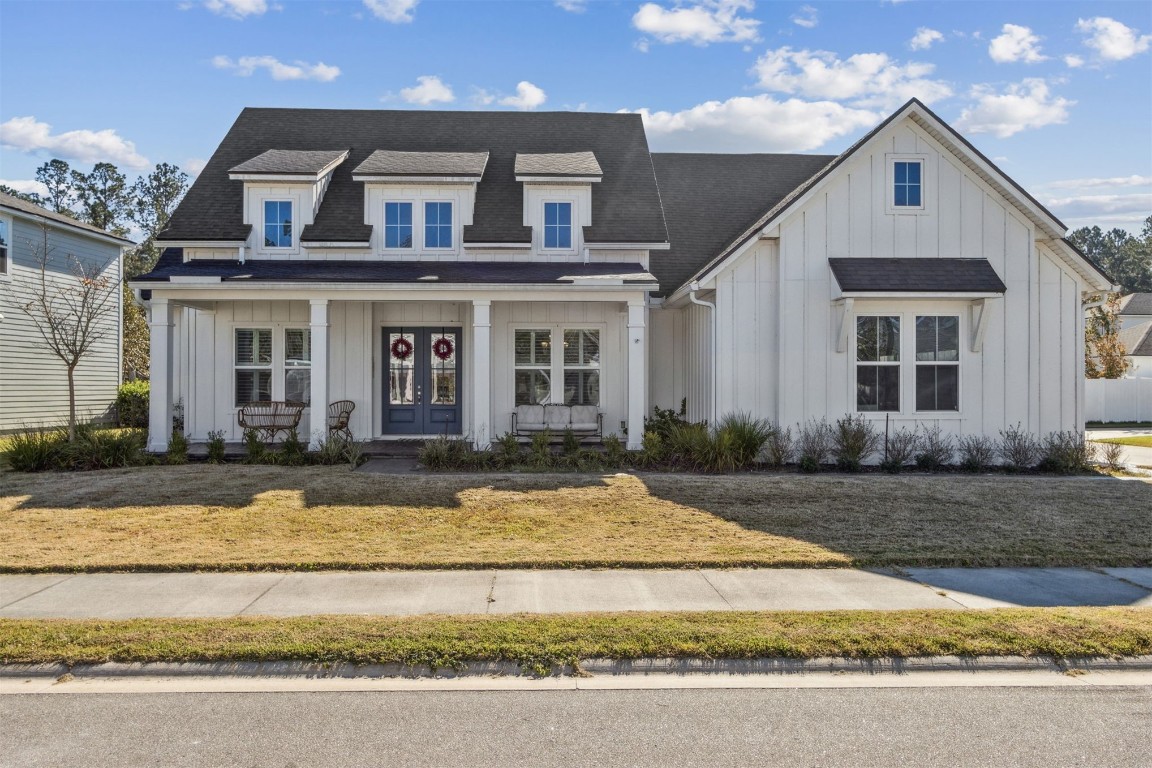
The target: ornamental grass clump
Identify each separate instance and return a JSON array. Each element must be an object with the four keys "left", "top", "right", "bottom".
[
  {"left": 495, "top": 432, "right": 522, "bottom": 466},
  {"left": 4, "top": 427, "right": 67, "bottom": 472},
  {"left": 915, "top": 424, "right": 954, "bottom": 471},
  {"left": 831, "top": 414, "right": 881, "bottom": 472},
  {"left": 956, "top": 434, "right": 996, "bottom": 473},
  {"left": 880, "top": 426, "right": 919, "bottom": 473},
  {"left": 796, "top": 418, "right": 833, "bottom": 473},
  {"left": 998, "top": 423, "right": 1039, "bottom": 472},
  {"left": 602, "top": 433, "right": 626, "bottom": 467},
  {"left": 62, "top": 425, "right": 151, "bottom": 471},
  {"left": 714, "top": 412, "right": 774, "bottom": 469},
  {"left": 1038, "top": 431, "right": 1096, "bottom": 475}
]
